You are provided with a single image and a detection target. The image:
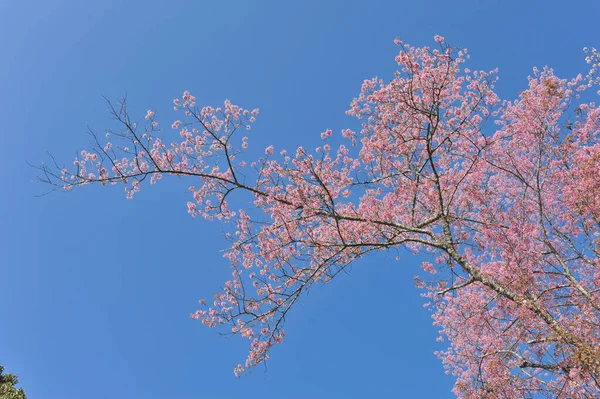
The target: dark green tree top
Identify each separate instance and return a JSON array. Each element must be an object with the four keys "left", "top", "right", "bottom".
[{"left": 0, "top": 366, "right": 26, "bottom": 399}]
